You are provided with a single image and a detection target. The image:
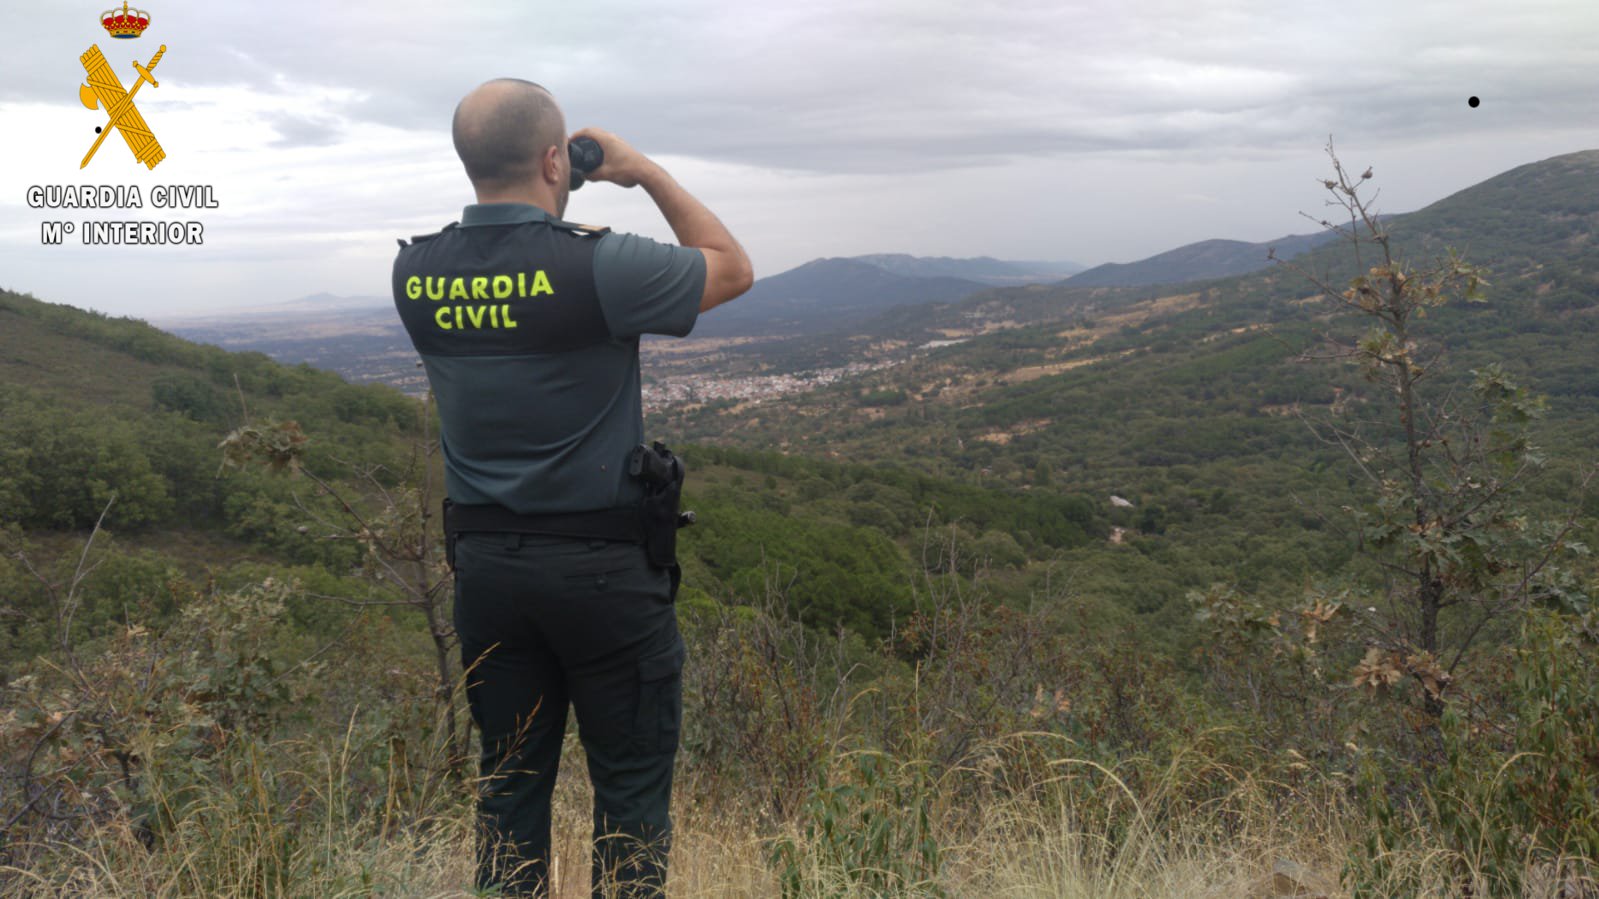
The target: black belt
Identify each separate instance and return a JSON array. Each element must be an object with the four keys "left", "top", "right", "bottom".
[{"left": 443, "top": 500, "right": 644, "bottom": 544}]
